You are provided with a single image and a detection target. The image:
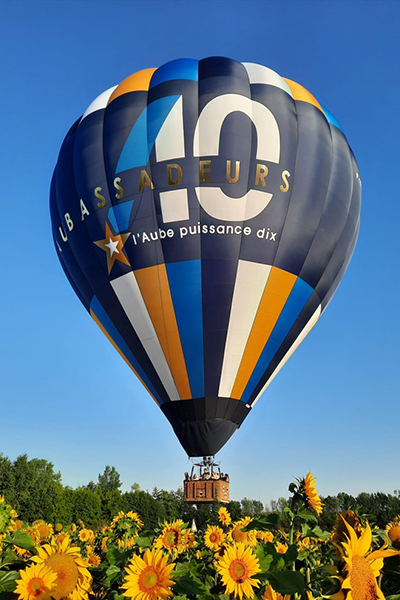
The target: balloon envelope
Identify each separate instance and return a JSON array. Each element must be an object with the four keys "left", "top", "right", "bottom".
[{"left": 50, "top": 57, "right": 361, "bottom": 457}]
